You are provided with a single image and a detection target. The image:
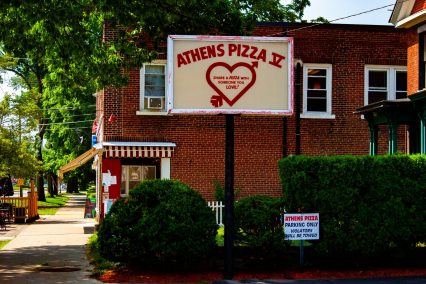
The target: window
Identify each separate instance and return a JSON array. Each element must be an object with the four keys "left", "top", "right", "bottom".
[
  {"left": 301, "top": 64, "right": 334, "bottom": 119},
  {"left": 120, "top": 165, "right": 156, "bottom": 196},
  {"left": 139, "top": 62, "right": 167, "bottom": 114},
  {"left": 365, "top": 66, "right": 407, "bottom": 105}
]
